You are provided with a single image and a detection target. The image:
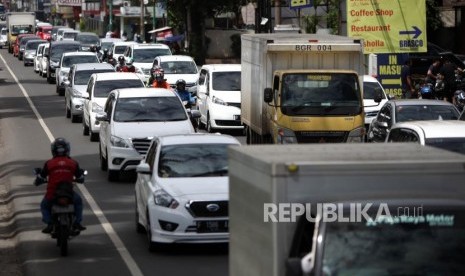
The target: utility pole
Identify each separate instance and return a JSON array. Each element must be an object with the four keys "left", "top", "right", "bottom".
[
  {"left": 109, "top": 0, "right": 113, "bottom": 32},
  {"left": 140, "top": 0, "right": 145, "bottom": 42},
  {"left": 153, "top": 0, "right": 156, "bottom": 38}
]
